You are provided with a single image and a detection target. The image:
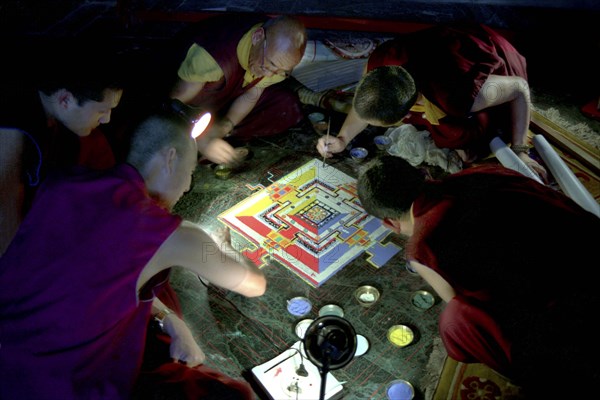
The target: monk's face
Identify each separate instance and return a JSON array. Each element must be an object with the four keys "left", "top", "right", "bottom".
[
  {"left": 59, "top": 88, "right": 123, "bottom": 136},
  {"left": 249, "top": 28, "right": 301, "bottom": 79}
]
